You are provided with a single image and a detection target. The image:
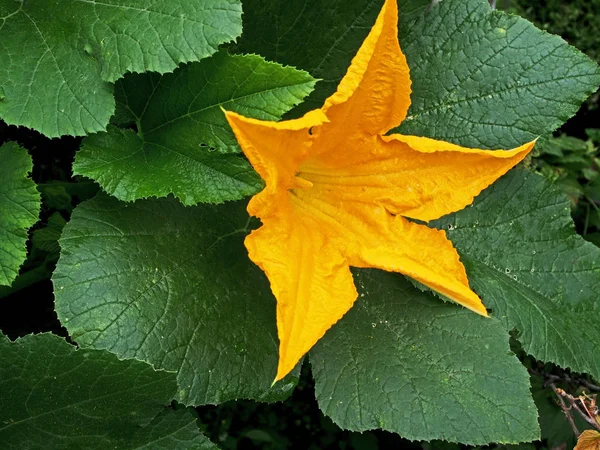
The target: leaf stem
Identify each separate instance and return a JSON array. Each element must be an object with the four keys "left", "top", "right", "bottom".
[{"left": 550, "top": 383, "right": 581, "bottom": 437}]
